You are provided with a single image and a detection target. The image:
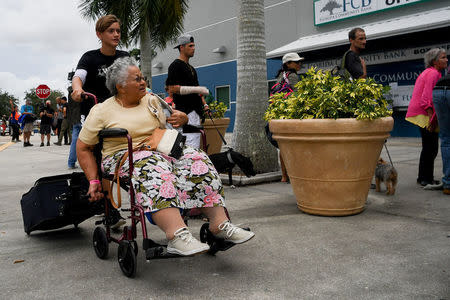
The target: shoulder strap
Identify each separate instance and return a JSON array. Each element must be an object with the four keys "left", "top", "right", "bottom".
[
  {"left": 282, "top": 71, "right": 291, "bottom": 85},
  {"left": 108, "top": 129, "right": 163, "bottom": 209},
  {"left": 341, "top": 50, "right": 352, "bottom": 70}
]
